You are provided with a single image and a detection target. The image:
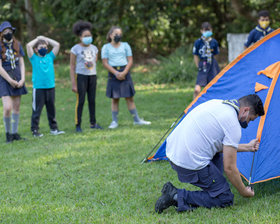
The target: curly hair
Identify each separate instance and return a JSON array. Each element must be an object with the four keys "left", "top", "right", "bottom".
[
  {"left": 106, "top": 26, "right": 122, "bottom": 42},
  {"left": 0, "top": 36, "right": 20, "bottom": 60},
  {"left": 239, "top": 94, "right": 265, "bottom": 116},
  {"left": 72, "top": 21, "right": 92, "bottom": 36}
]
